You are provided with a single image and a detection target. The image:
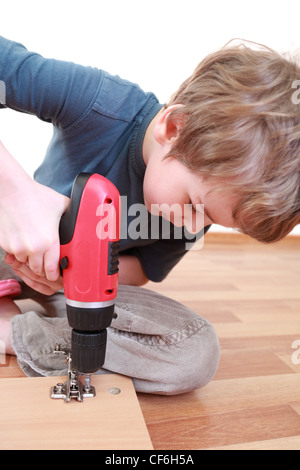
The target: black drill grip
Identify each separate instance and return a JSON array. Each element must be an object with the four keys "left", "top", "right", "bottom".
[{"left": 71, "top": 330, "right": 107, "bottom": 374}]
